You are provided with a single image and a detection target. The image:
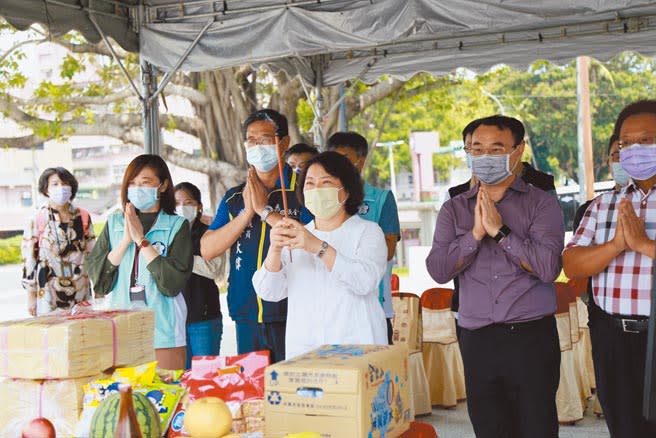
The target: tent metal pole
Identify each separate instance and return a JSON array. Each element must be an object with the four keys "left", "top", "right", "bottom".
[
  {"left": 338, "top": 84, "right": 348, "bottom": 131},
  {"left": 313, "top": 59, "right": 324, "bottom": 147},
  {"left": 148, "top": 19, "right": 213, "bottom": 103},
  {"left": 141, "top": 59, "right": 160, "bottom": 155},
  {"left": 88, "top": 14, "right": 142, "bottom": 100}
]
